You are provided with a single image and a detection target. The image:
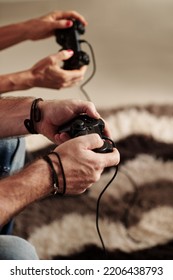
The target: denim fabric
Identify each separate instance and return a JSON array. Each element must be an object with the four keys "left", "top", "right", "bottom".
[
  {"left": 0, "top": 137, "right": 25, "bottom": 176},
  {"left": 0, "top": 137, "right": 25, "bottom": 234},
  {"left": 0, "top": 138, "right": 39, "bottom": 259},
  {"left": 0, "top": 235, "right": 39, "bottom": 260}
]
